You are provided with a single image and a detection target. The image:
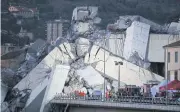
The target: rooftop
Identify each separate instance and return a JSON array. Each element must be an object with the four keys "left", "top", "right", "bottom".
[
  {"left": 163, "top": 40, "right": 180, "bottom": 48},
  {"left": 9, "top": 6, "right": 38, "bottom": 12}
]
